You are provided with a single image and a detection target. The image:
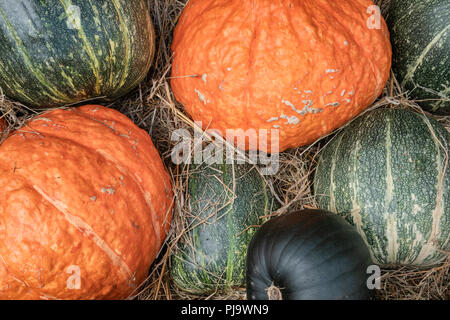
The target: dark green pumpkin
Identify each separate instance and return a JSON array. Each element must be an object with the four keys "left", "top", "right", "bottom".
[
  {"left": 388, "top": 0, "right": 449, "bottom": 114},
  {"left": 170, "top": 160, "right": 278, "bottom": 295},
  {"left": 0, "top": 0, "right": 154, "bottom": 108},
  {"left": 246, "top": 209, "right": 373, "bottom": 300},
  {"left": 314, "top": 108, "right": 450, "bottom": 267}
]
